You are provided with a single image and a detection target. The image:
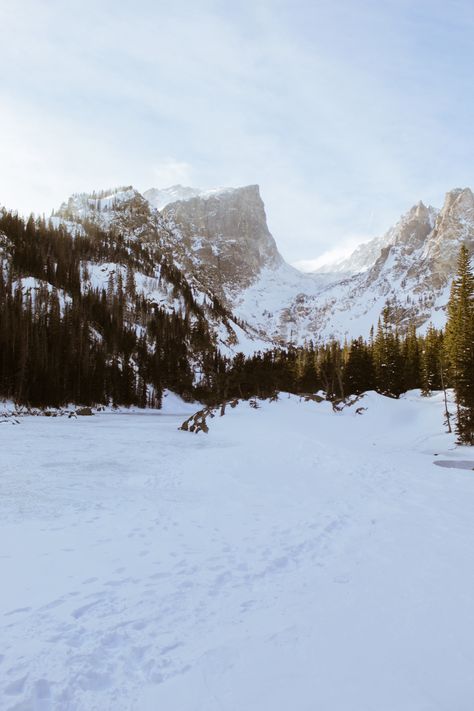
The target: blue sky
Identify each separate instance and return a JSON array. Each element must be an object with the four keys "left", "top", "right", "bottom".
[{"left": 1, "top": 0, "right": 474, "bottom": 266}]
